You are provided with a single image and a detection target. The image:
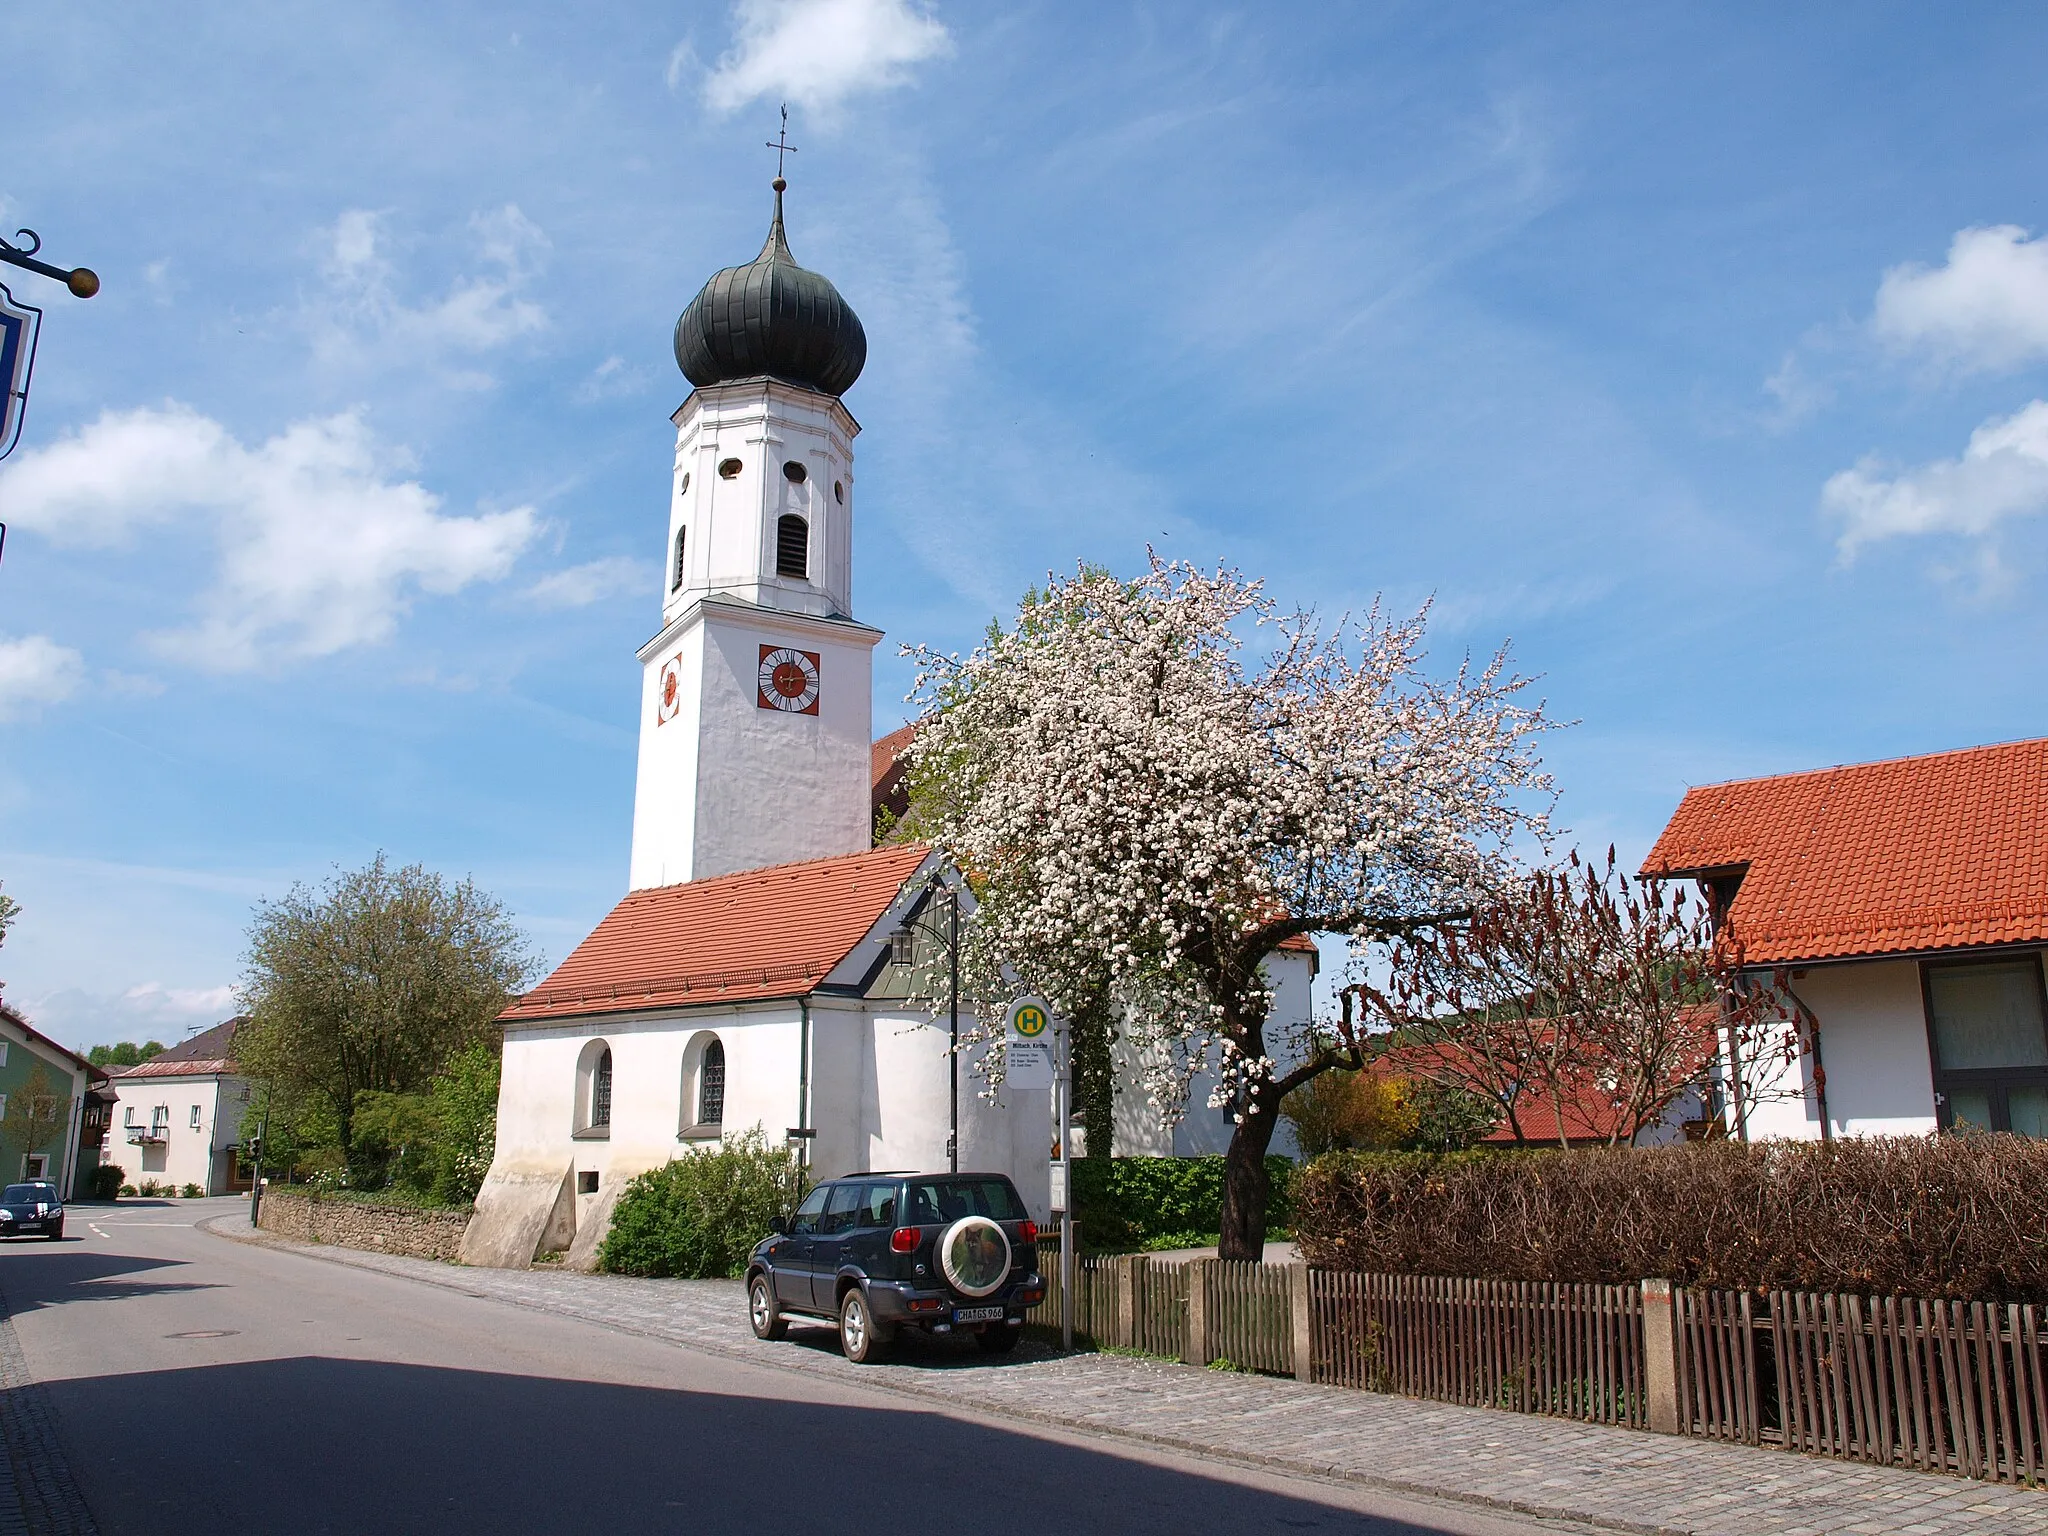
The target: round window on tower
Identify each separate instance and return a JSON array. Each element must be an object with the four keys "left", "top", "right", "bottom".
[
  {"left": 679, "top": 472, "right": 691, "bottom": 494},
  {"left": 782, "top": 460, "right": 808, "bottom": 485},
  {"left": 833, "top": 480, "right": 844, "bottom": 504},
  {"left": 718, "top": 457, "right": 743, "bottom": 480}
]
